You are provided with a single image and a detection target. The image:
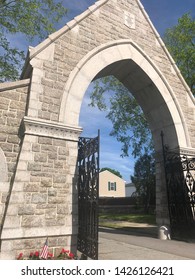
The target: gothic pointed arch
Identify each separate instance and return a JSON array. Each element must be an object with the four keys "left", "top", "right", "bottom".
[{"left": 59, "top": 39, "right": 190, "bottom": 151}]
